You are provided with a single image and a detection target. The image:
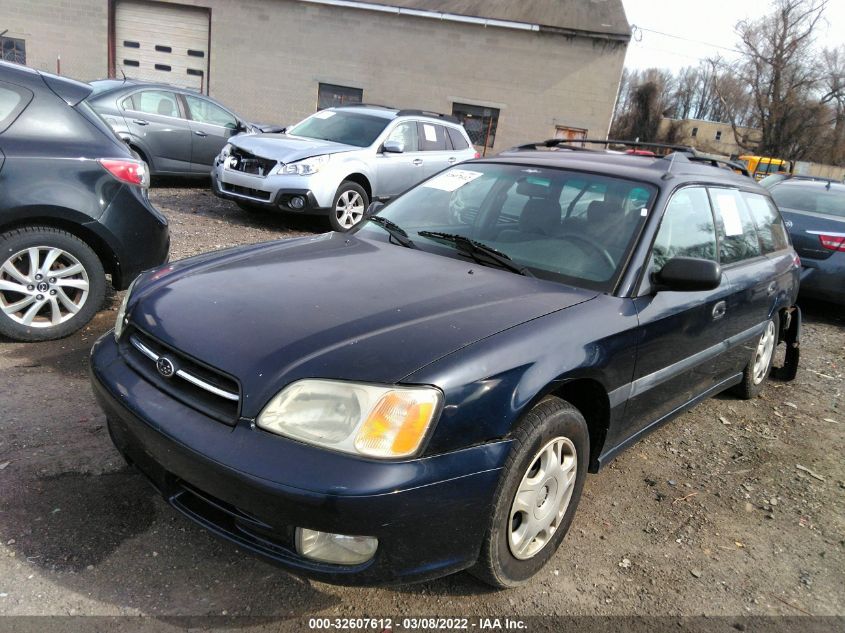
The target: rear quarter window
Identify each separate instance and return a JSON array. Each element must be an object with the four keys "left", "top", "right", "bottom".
[
  {"left": 0, "top": 81, "right": 34, "bottom": 133},
  {"left": 446, "top": 126, "right": 469, "bottom": 150},
  {"left": 742, "top": 192, "right": 789, "bottom": 253}
]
